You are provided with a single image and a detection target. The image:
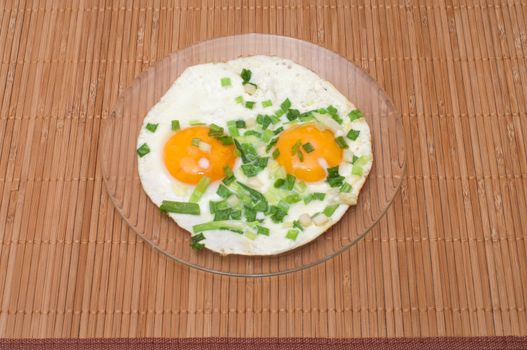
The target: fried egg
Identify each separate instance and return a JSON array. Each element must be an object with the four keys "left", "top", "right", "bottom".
[{"left": 136, "top": 55, "right": 372, "bottom": 255}]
